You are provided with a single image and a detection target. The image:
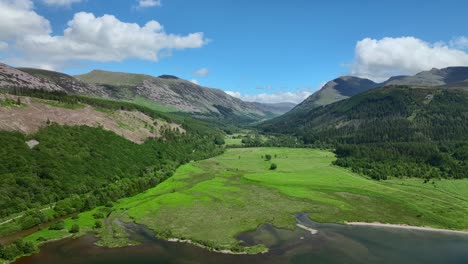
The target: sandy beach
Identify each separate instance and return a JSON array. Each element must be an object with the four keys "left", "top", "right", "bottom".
[{"left": 347, "top": 222, "right": 468, "bottom": 235}]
